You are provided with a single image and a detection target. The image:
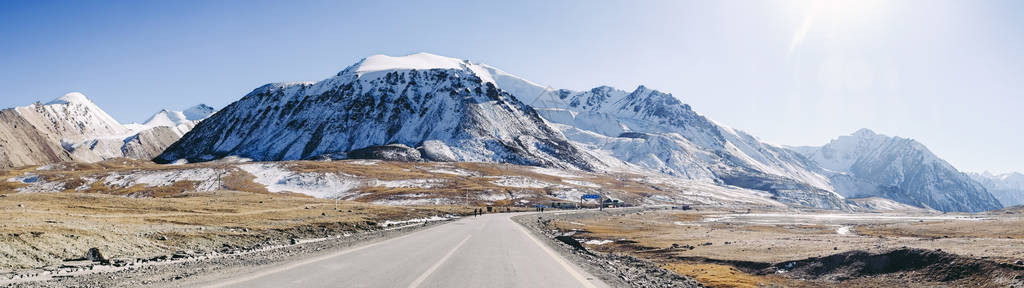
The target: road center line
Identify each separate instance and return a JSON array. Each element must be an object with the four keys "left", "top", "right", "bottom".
[
  {"left": 514, "top": 220, "right": 599, "bottom": 288},
  {"left": 407, "top": 234, "right": 472, "bottom": 288},
  {"left": 204, "top": 224, "right": 442, "bottom": 288}
]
